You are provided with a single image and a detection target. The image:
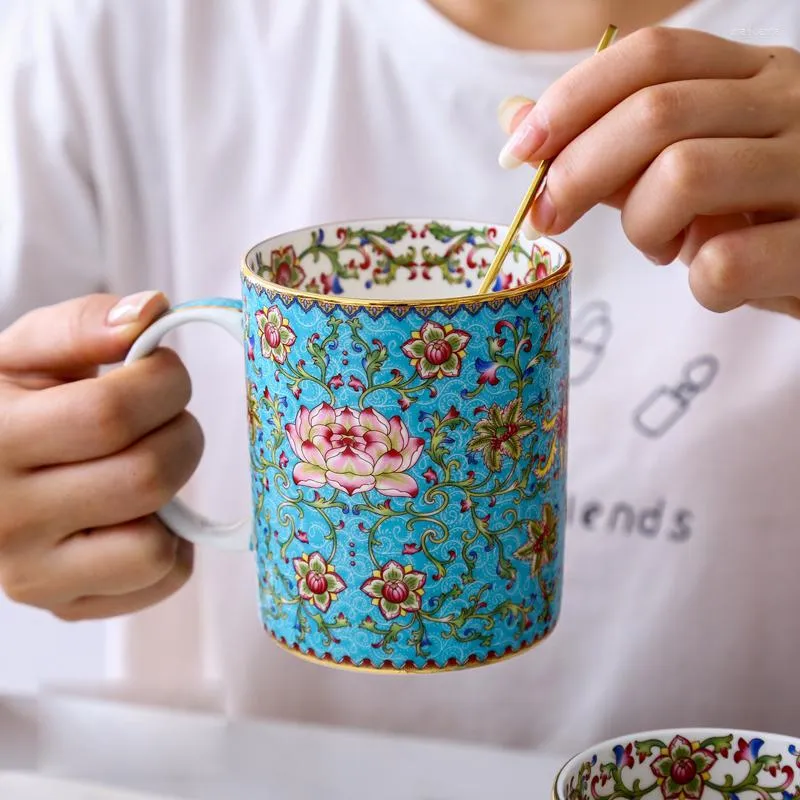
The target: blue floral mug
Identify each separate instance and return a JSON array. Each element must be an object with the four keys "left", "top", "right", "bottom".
[{"left": 126, "top": 218, "right": 572, "bottom": 672}]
